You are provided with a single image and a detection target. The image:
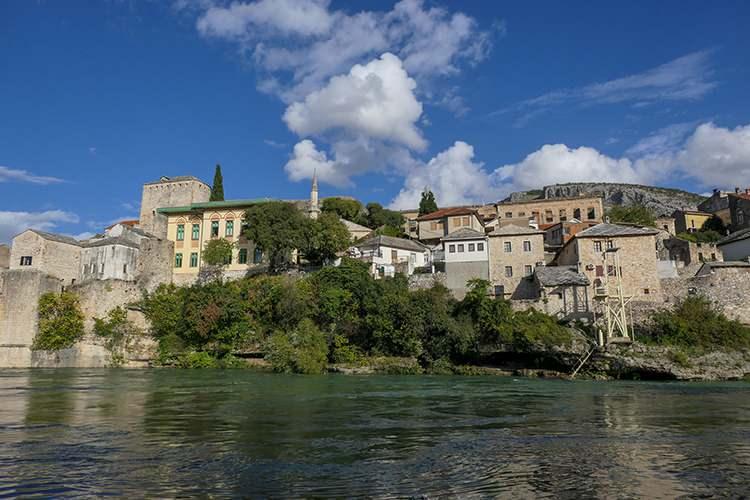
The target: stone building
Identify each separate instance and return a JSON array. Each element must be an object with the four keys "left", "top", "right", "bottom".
[
  {"left": 728, "top": 190, "right": 750, "bottom": 231},
  {"left": 556, "top": 223, "right": 662, "bottom": 302},
  {"left": 441, "top": 228, "right": 489, "bottom": 299},
  {"left": 494, "top": 196, "right": 604, "bottom": 226},
  {"left": 487, "top": 225, "right": 546, "bottom": 299},
  {"left": 655, "top": 217, "right": 676, "bottom": 236},
  {"left": 10, "top": 230, "right": 82, "bottom": 286},
  {"left": 0, "top": 245, "right": 9, "bottom": 269},
  {"left": 542, "top": 220, "right": 598, "bottom": 249},
  {"left": 717, "top": 227, "right": 750, "bottom": 261},
  {"left": 139, "top": 176, "right": 212, "bottom": 237},
  {"left": 698, "top": 189, "right": 731, "bottom": 226},
  {"left": 533, "top": 266, "right": 591, "bottom": 320},
  {"left": 658, "top": 237, "right": 723, "bottom": 267},
  {"left": 415, "top": 207, "right": 485, "bottom": 244},
  {"left": 672, "top": 209, "right": 713, "bottom": 234}
]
